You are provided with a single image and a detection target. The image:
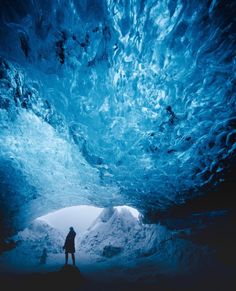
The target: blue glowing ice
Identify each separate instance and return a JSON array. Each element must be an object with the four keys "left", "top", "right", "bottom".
[{"left": 0, "top": 0, "right": 235, "bottom": 232}]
